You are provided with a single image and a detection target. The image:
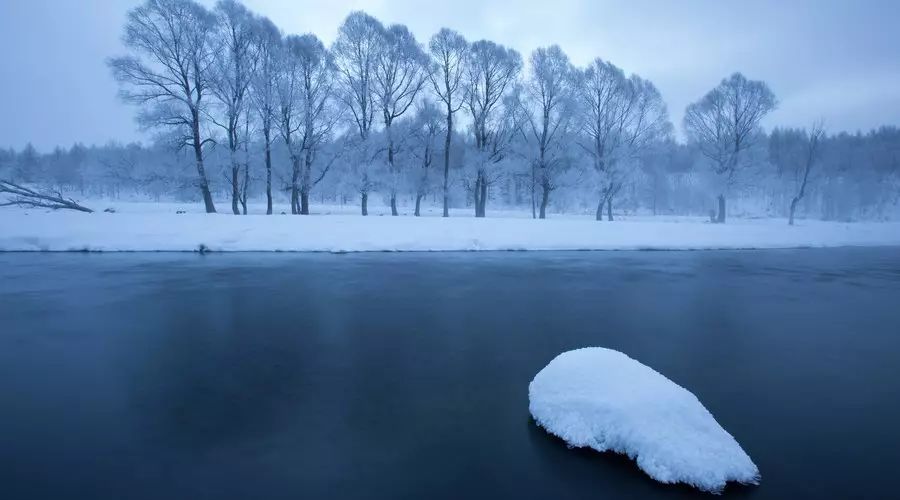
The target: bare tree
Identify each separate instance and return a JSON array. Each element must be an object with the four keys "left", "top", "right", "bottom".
[
  {"left": 684, "top": 72, "right": 777, "bottom": 223},
  {"left": 249, "top": 16, "right": 281, "bottom": 215},
  {"left": 788, "top": 124, "right": 825, "bottom": 225},
  {"left": 428, "top": 29, "right": 468, "bottom": 217},
  {"left": 332, "top": 12, "right": 384, "bottom": 215},
  {"left": 770, "top": 123, "right": 826, "bottom": 225},
  {"left": 210, "top": 0, "right": 256, "bottom": 215},
  {"left": 294, "top": 34, "right": 339, "bottom": 215},
  {"left": 373, "top": 24, "right": 430, "bottom": 216},
  {"left": 0, "top": 180, "right": 93, "bottom": 212},
  {"left": 522, "top": 45, "right": 575, "bottom": 219},
  {"left": 109, "top": 0, "right": 218, "bottom": 213},
  {"left": 464, "top": 40, "right": 522, "bottom": 217},
  {"left": 575, "top": 59, "right": 670, "bottom": 220},
  {"left": 408, "top": 101, "right": 443, "bottom": 216},
  {"left": 239, "top": 107, "right": 252, "bottom": 214},
  {"left": 276, "top": 35, "right": 305, "bottom": 214}
]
